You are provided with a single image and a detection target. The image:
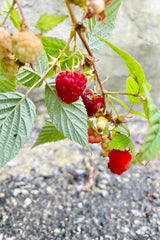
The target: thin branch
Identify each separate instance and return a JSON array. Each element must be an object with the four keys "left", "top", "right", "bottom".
[
  {"left": 2, "top": 0, "right": 16, "bottom": 26},
  {"left": 65, "top": 0, "right": 107, "bottom": 113},
  {"left": 105, "top": 91, "right": 138, "bottom": 97},
  {"left": 15, "top": 0, "right": 27, "bottom": 26}
]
